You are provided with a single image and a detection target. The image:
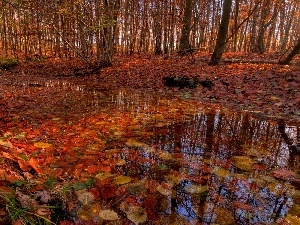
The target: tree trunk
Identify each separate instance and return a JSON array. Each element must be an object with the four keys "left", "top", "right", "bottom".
[
  {"left": 279, "top": 38, "right": 300, "bottom": 64},
  {"left": 209, "top": 0, "right": 232, "bottom": 65},
  {"left": 179, "top": 0, "right": 194, "bottom": 52}
]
